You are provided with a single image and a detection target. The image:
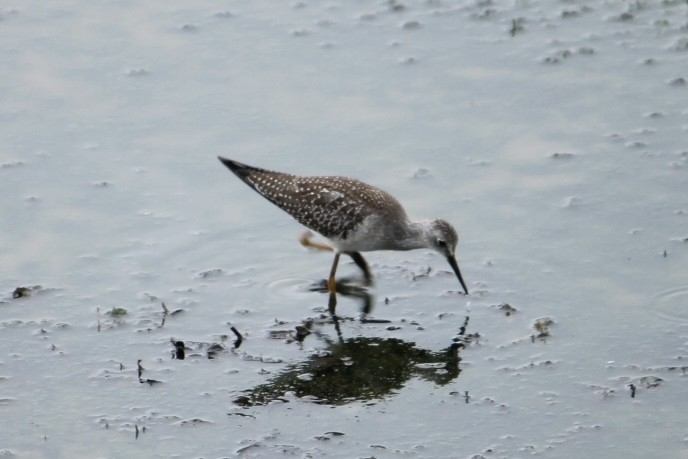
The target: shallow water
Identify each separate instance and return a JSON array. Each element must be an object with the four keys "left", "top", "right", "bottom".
[{"left": 2, "top": 1, "right": 688, "bottom": 458}]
